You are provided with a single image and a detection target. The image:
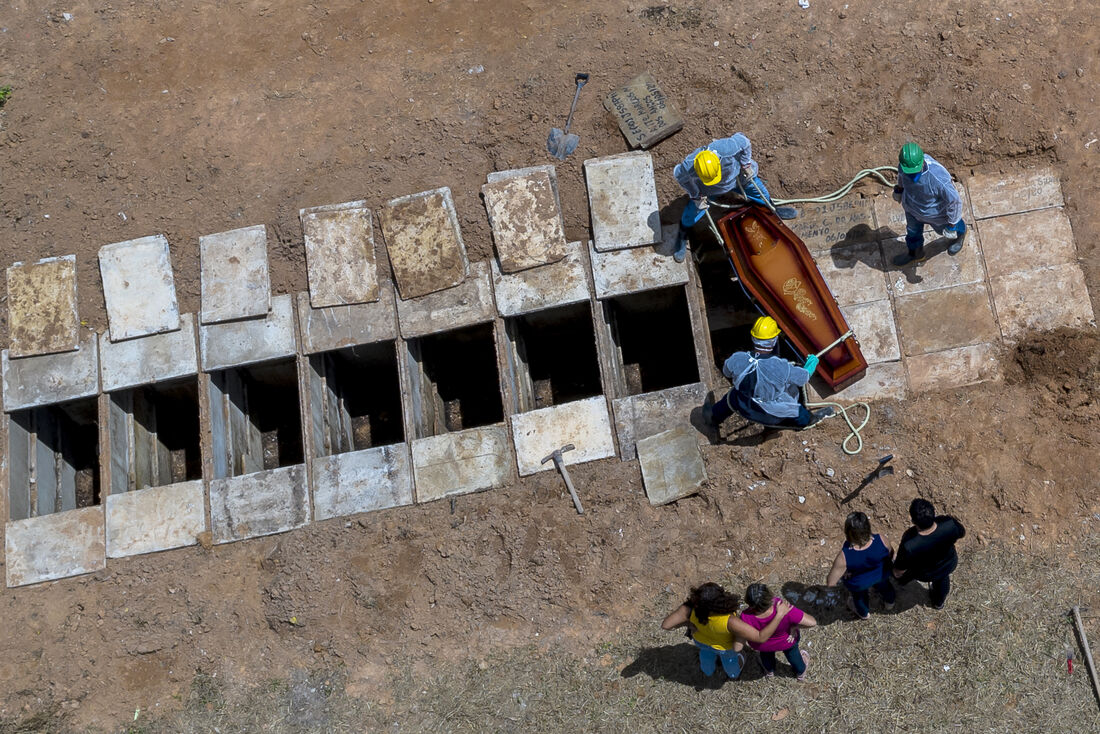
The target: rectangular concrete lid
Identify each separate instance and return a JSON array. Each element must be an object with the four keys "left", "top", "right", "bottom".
[
  {"left": 379, "top": 187, "right": 469, "bottom": 300},
  {"left": 299, "top": 201, "right": 380, "bottom": 308},
  {"left": 481, "top": 170, "right": 568, "bottom": 273},
  {"left": 6, "top": 254, "right": 79, "bottom": 358},
  {"left": 98, "top": 234, "right": 181, "bottom": 342},
  {"left": 199, "top": 224, "right": 272, "bottom": 324},
  {"left": 583, "top": 151, "right": 661, "bottom": 252}
]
